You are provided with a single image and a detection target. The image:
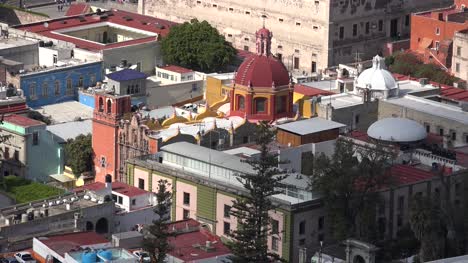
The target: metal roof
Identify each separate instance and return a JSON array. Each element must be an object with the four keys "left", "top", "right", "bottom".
[
  {"left": 161, "top": 142, "right": 254, "bottom": 174},
  {"left": 46, "top": 120, "right": 92, "bottom": 141},
  {"left": 276, "top": 117, "right": 346, "bottom": 135}
]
